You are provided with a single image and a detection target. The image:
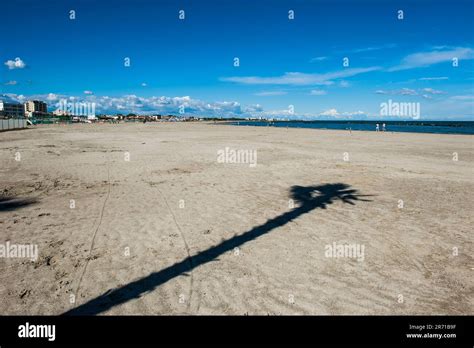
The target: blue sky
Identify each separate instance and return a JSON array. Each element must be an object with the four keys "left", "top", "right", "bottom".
[{"left": 1, "top": 0, "right": 473, "bottom": 119}]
